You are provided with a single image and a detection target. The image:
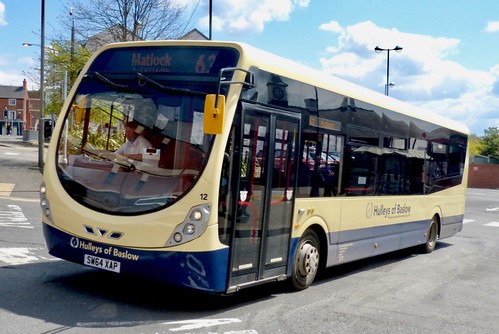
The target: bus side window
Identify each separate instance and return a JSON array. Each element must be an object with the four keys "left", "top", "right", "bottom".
[
  {"left": 379, "top": 155, "right": 405, "bottom": 195},
  {"left": 345, "top": 149, "right": 377, "bottom": 196}
]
